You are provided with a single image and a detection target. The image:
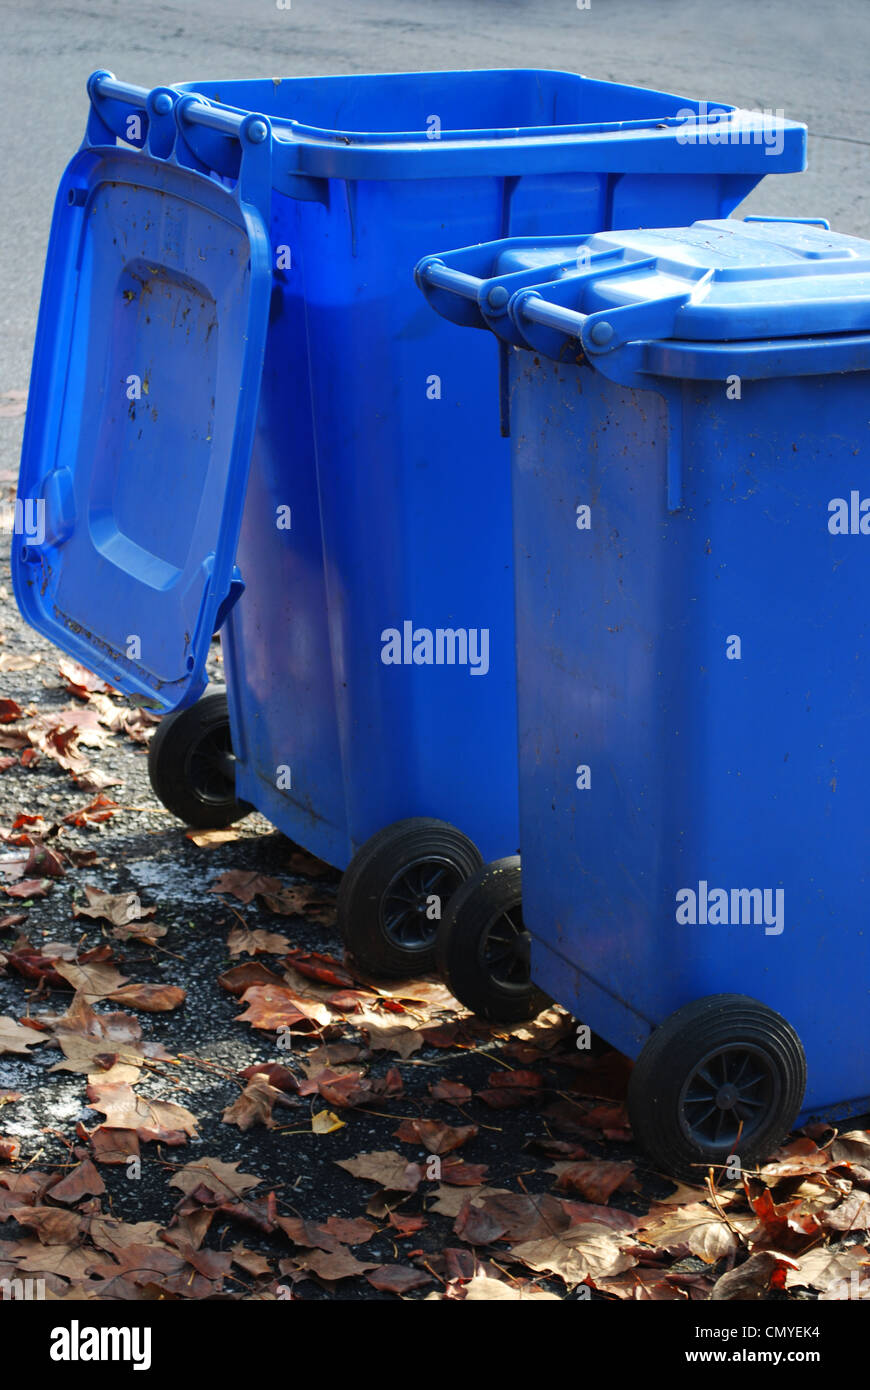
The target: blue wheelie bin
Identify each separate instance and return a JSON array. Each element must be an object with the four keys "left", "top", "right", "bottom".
[
  {"left": 422, "top": 216, "right": 870, "bottom": 1178},
  {"left": 13, "top": 70, "right": 804, "bottom": 978}
]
